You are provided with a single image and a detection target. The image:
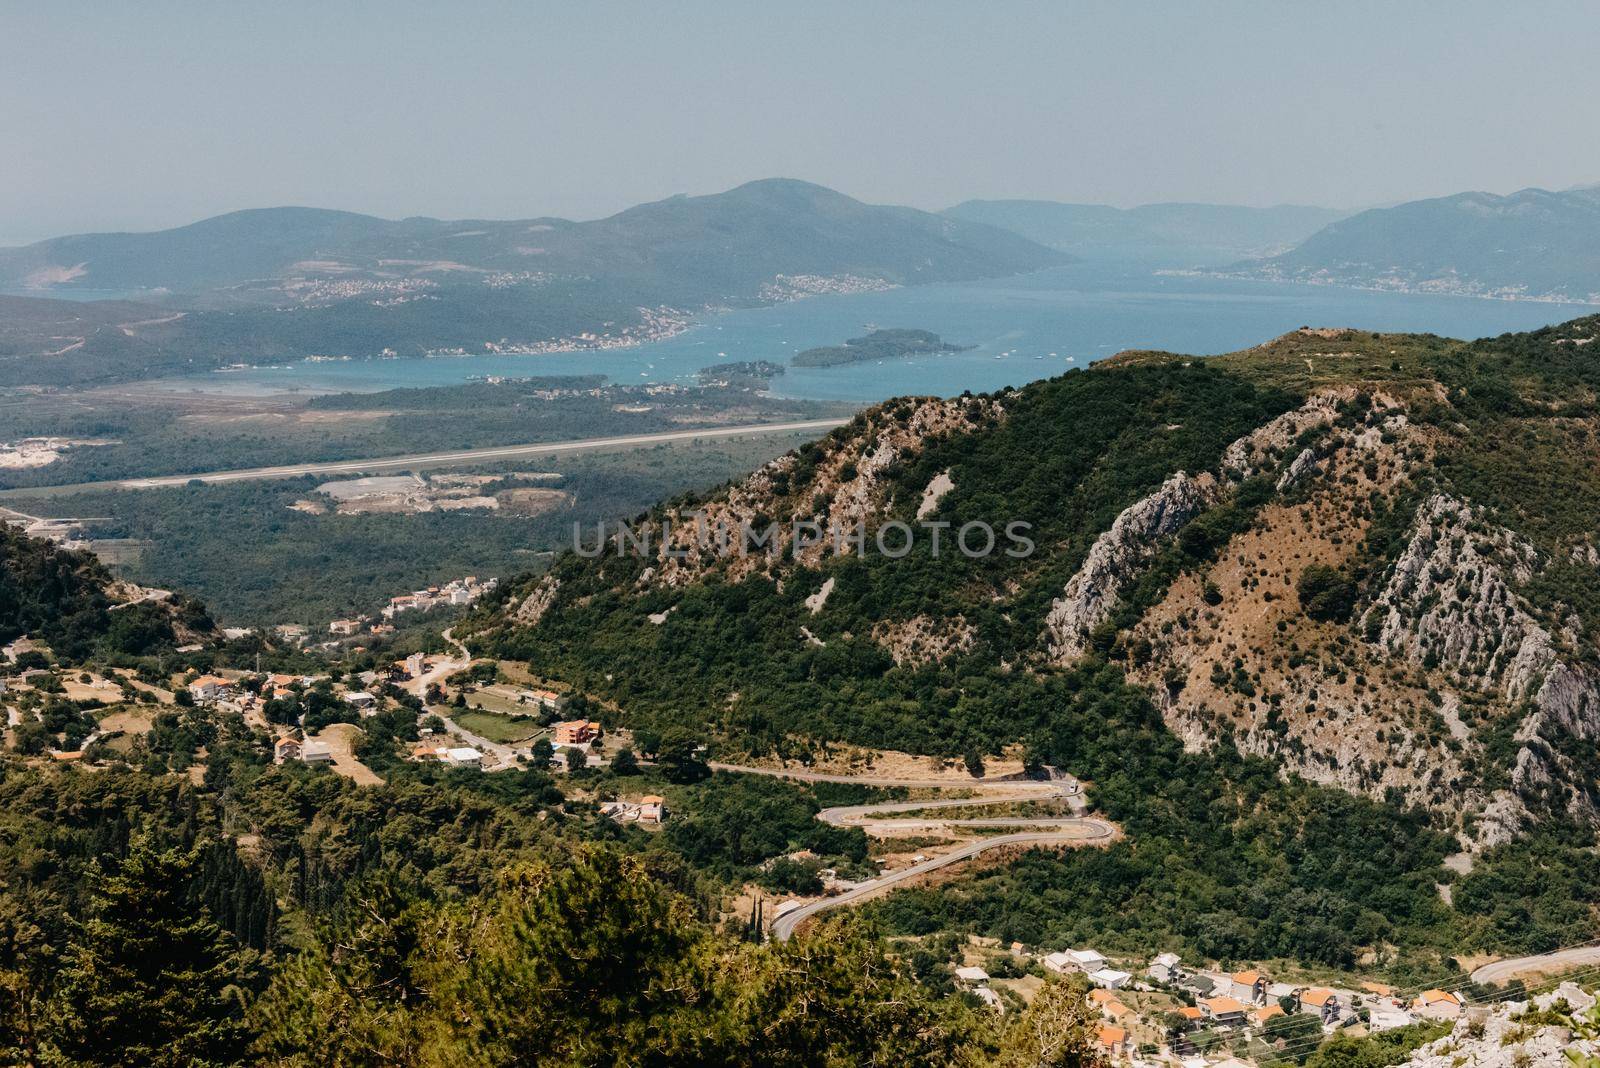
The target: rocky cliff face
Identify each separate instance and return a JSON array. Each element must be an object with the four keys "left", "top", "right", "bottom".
[
  {"left": 1043, "top": 388, "right": 1357, "bottom": 666},
  {"left": 1045, "top": 470, "right": 1215, "bottom": 663},
  {"left": 1366, "top": 494, "right": 1600, "bottom": 840},
  {"left": 1403, "top": 983, "right": 1599, "bottom": 1068},
  {"left": 631, "top": 395, "right": 1006, "bottom": 590}
]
